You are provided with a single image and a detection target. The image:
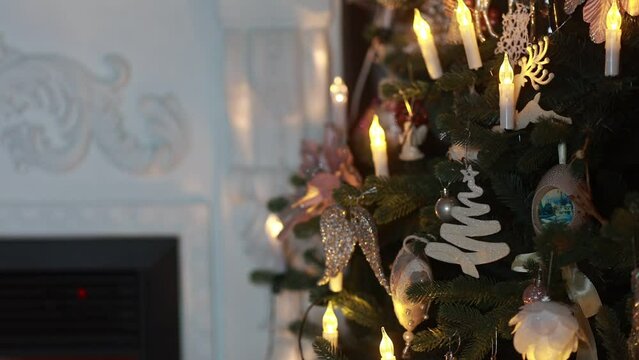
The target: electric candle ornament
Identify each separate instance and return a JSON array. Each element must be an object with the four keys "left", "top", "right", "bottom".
[
  {"left": 369, "top": 115, "right": 389, "bottom": 176},
  {"left": 264, "top": 213, "right": 283, "bottom": 241},
  {"left": 330, "top": 77, "right": 348, "bottom": 135},
  {"left": 499, "top": 53, "right": 516, "bottom": 130},
  {"left": 329, "top": 272, "right": 343, "bottom": 293},
  {"left": 322, "top": 301, "right": 339, "bottom": 348},
  {"left": 605, "top": 0, "right": 622, "bottom": 76},
  {"left": 413, "top": 9, "right": 443, "bottom": 79},
  {"left": 456, "top": 0, "right": 482, "bottom": 70},
  {"left": 380, "top": 327, "right": 397, "bottom": 360}
]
